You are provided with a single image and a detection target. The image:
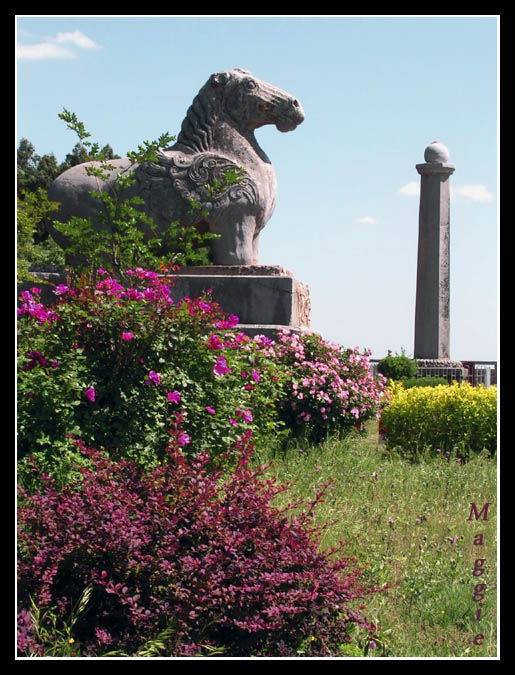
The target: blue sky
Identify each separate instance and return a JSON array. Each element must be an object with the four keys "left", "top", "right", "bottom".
[{"left": 16, "top": 15, "right": 499, "bottom": 361}]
